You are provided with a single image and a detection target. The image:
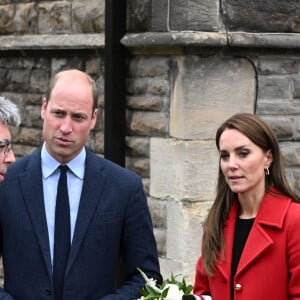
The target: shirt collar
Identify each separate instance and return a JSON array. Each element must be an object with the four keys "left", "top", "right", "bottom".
[{"left": 41, "top": 143, "right": 86, "bottom": 179}]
